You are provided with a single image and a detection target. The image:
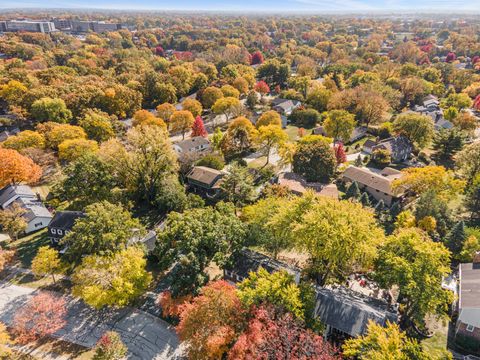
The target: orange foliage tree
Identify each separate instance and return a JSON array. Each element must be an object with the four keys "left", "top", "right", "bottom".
[{"left": 0, "top": 148, "right": 42, "bottom": 187}]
